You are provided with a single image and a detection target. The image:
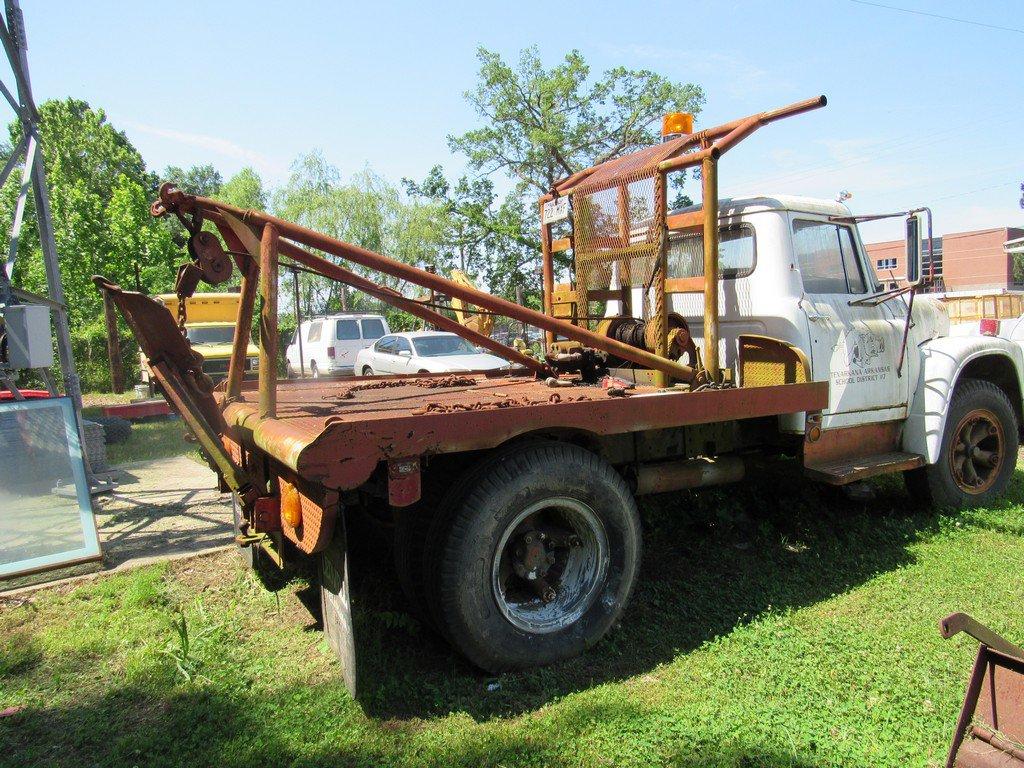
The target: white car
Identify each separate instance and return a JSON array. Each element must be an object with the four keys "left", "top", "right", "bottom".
[
  {"left": 354, "top": 331, "right": 509, "bottom": 375},
  {"left": 286, "top": 314, "right": 389, "bottom": 378}
]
